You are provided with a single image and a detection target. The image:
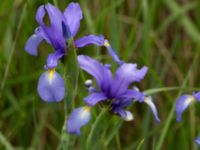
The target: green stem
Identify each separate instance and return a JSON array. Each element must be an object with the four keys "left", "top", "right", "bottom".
[
  {"left": 60, "top": 38, "right": 80, "bottom": 149},
  {"left": 86, "top": 108, "right": 107, "bottom": 150},
  {"left": 145, "top": 86, "right": 200, "bottom": 95}
]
